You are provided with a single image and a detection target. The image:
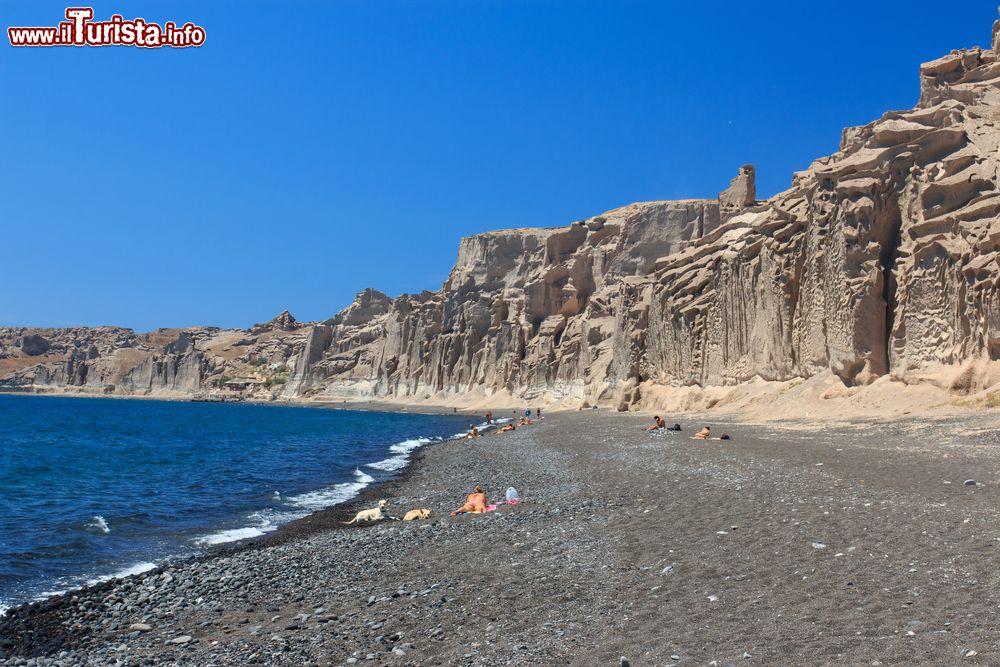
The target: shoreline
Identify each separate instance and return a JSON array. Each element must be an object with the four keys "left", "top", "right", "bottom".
[
  {"left": 5, "top": 410, "right": 1000, "bottom": 664},
  {"left": 252, "top": 414, "right": 514, "bottom": 549},
  {"left": 0, "top": 389, "right": 518, "bottom": 418},
  {"left": 0, "top": 396, "right": 987, "bottom": 617},
  {"left": 4, "top": 366, "right": 998, "bottom": 422},
  {"left": 0, "top": 408, "right": 504, "bottom": 621},
  {"left": 5, "top": 385, "right": 993, "bottom": 428}
]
